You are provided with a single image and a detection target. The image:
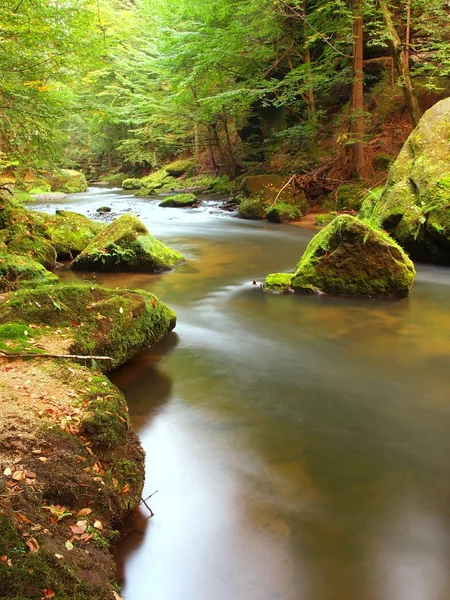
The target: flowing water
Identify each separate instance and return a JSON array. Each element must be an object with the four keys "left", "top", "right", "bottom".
[{"left": 34, "top": 188, "right": 450, "bottom": 600}]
